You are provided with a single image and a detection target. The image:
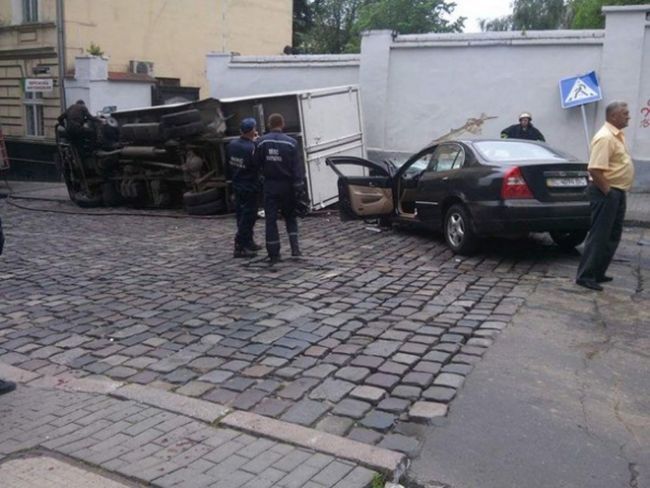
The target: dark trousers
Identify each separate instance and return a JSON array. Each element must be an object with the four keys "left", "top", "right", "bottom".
[
  {"left": 264, "top": 181, "right": 298, "bottom": 258},
  {"left": 234, "top": 188, "right": 258, "bottom": 250},
  {"left": 576, "top": 185, "right": 626, "bottom": 283}
]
